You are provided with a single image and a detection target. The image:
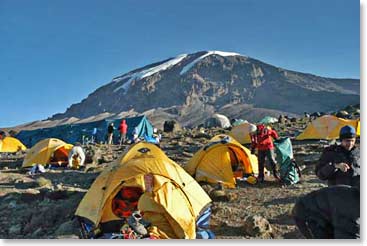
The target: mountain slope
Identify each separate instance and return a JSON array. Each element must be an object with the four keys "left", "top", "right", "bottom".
[{"left": 47, "top": 50, "right": 359, "bottom": 126}]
